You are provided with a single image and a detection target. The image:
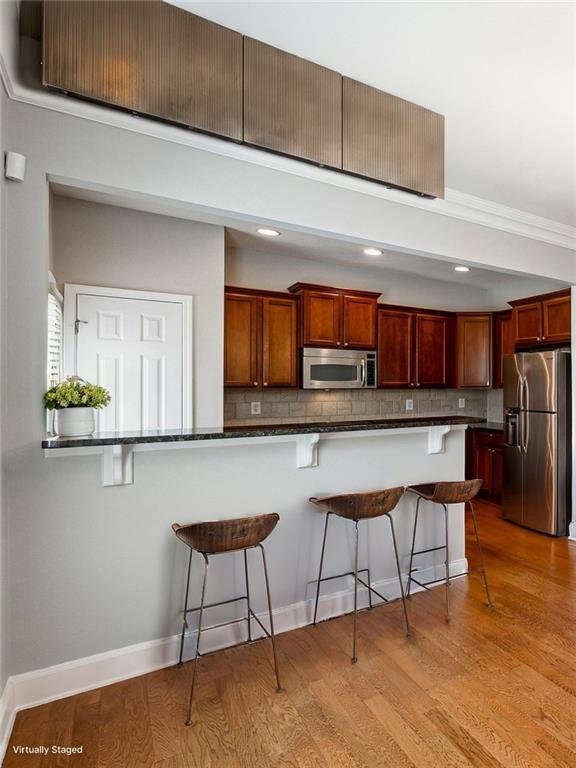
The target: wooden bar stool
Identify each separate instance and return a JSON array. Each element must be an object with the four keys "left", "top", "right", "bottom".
[
  {"left": 309, "top": 487, "right": 411, "bottom": 663},
  {"left": 406, "top": 479, "right": 493, "bottom": 622},
  {"left": 172, "top": 513, "right": 282, "bottom": 726}
]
